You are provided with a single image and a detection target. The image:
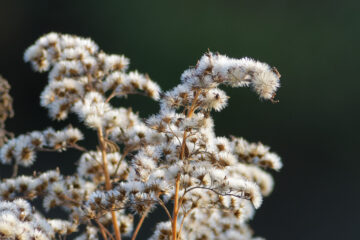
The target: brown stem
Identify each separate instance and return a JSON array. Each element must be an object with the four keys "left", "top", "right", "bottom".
[
  {"left": 172, "top": 173, "right": 181, "bottom": 240},
  {"left": 167, "top": 123, "right": 182, "bottom": 145},
  {"left": 178, "top": 208, "right": 194, "bottom": 239},
  {"left": 177, "top": 194, "right": 186, "bottom": 214},
  {"left": 112, "top": 146, "right": 131, "bottom": 178},
  {"left": 131, "top": 208, "right": 150, "bottom": 240},
  {"left": 172, "top": 91, "right": 202, "bottom": 239},
  {"left": 158, "top": 198, "right": 173, "bottom": 221},
  {"left": 105, "top": 90, "right": 117, "bottom": 103},
  {"left": 179, "top": 130, "right": 187, "bottom": 161},
  {"left": 184, "top": 186, "right": 250, "bottom": 201},
  {"left": 69, "top": 143, "right": 88, "bottom": 152},
  {"left": 11, "top": 163, "right": 18, "bottom": 178},
  {"left": 105, "top": 90, "right": 148, "bottom": 103},
  {"left": 95, "top": 219, "right": 108, "bottom": 240},
  {"left": 37, "top": 147, "right": 59, "bottom": 152},
  {"left": 61, "top": 194, "right": 82, "bottom": 206},
  {"left": 97, "top": 127, "right": 122, "bottom": 240},
  {"left": 98, "top": 219, "right": 116, "bottom": 240},
  {"left": 187, "top": 90, "right": 201, "bottom": 118}
]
